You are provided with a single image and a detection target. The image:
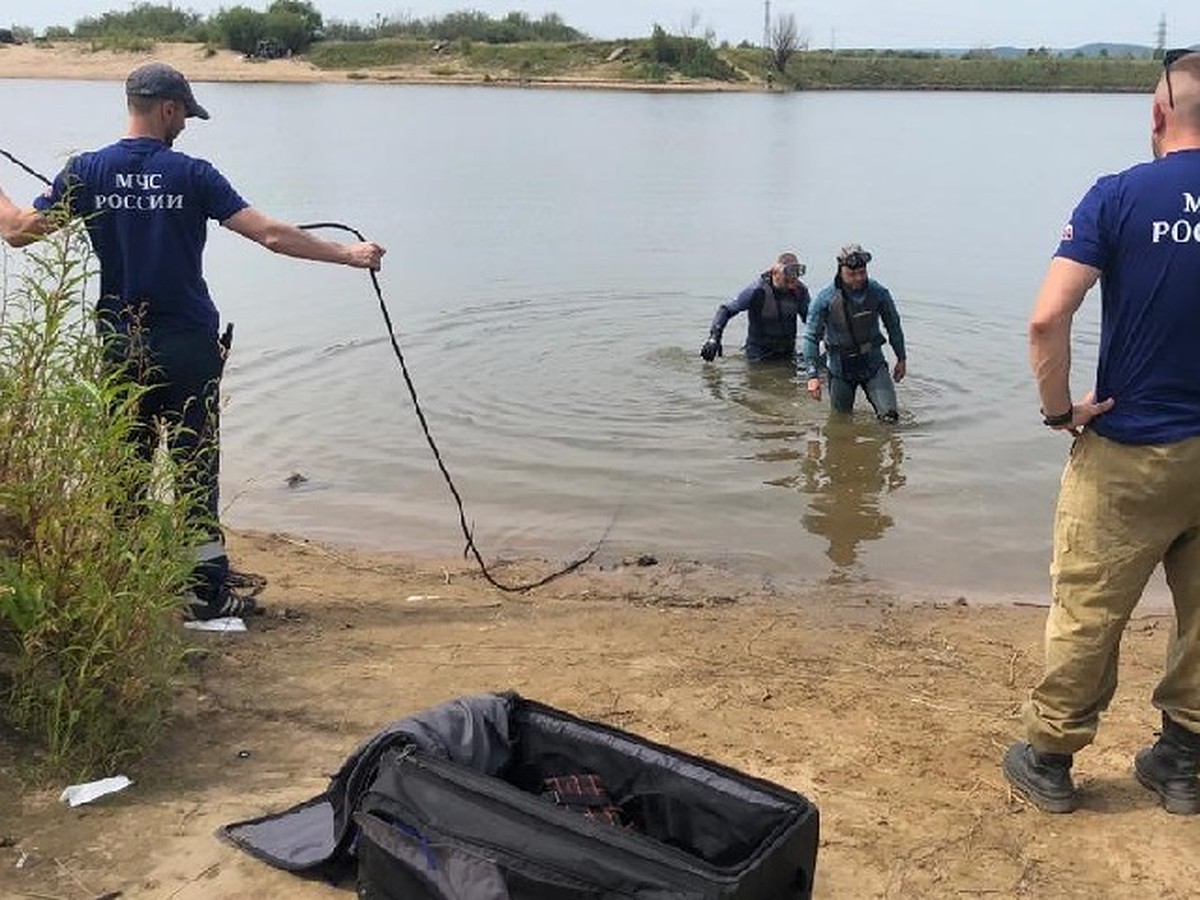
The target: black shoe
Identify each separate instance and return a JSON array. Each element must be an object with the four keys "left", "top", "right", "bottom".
[
  {"left": 1003, "top": 741, "right": 1077, "bottom": 813},
  {"left": 227, "top": 568, "right": 268, "bottom": 597},
  {"left": 185, "top": 587, "right": 261, "bottom": 622},
  {"left": 1134, "top": 744, "right": 1200, "bottom": 815}
]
